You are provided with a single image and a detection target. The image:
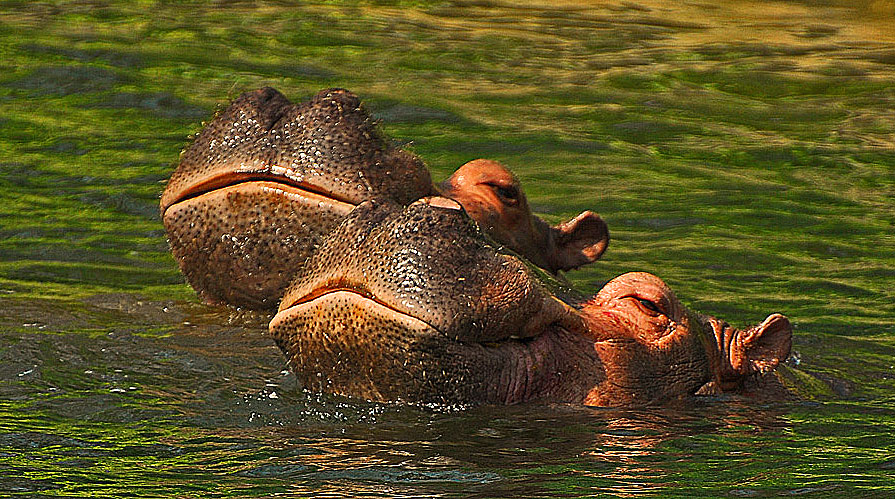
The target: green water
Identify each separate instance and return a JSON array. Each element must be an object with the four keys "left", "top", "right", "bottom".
[{"left": 1, "top": 0, "right": 894, "bottom": 496}]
